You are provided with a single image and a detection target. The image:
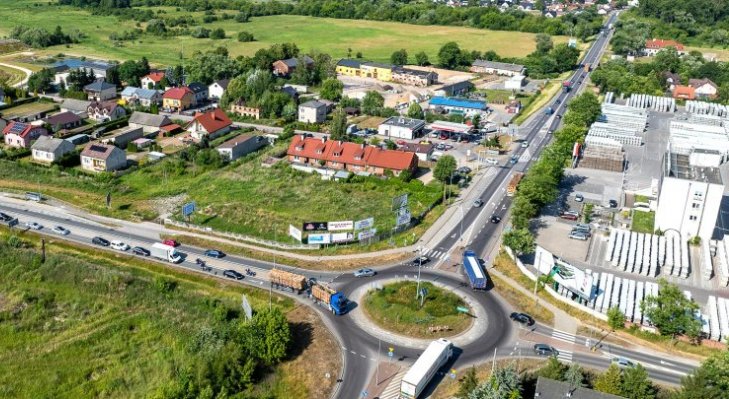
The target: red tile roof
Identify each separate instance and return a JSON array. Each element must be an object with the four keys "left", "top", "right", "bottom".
[
  {"left": 645, "top": 38, "right": 684, "bottom": 51},
  {"left": 145, "top": 72, "right": 165, "bottom": 83},
  {"left": 672, "top": 85, "right": 695, "bottom": 100},
  {"left": 190, "top": 108, "right": 232, "bottom": 133},
  {"left": 3, "top": 122, "right": 37, "bottom": 138},
  {"left": 160, "top": 123, "right": 182, "bottom": 133},
  {"left": 367, "top": 147, "right": 417, "bottom": 171},
  {"left": 163, "top": 87, "right": 193, "bottom": 100}
]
